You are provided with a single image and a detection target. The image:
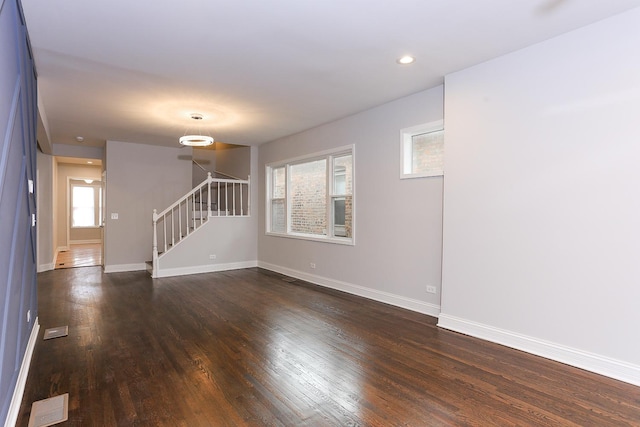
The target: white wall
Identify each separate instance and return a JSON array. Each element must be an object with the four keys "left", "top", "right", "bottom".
[
  {"left": 55, "top": 162, "right": 102, "bottom": 249},
  {"left": 440, "top": 8, "right": 640, "bottom": 385},
  {"left": 258, "top": 87, "right": 444, "bottom": 315},
  {"left": 36, "top": 150, "right": 55, "bottom": 271},
  {"left": 104, "top": 140, "right": 192, "bottom": 271}
]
